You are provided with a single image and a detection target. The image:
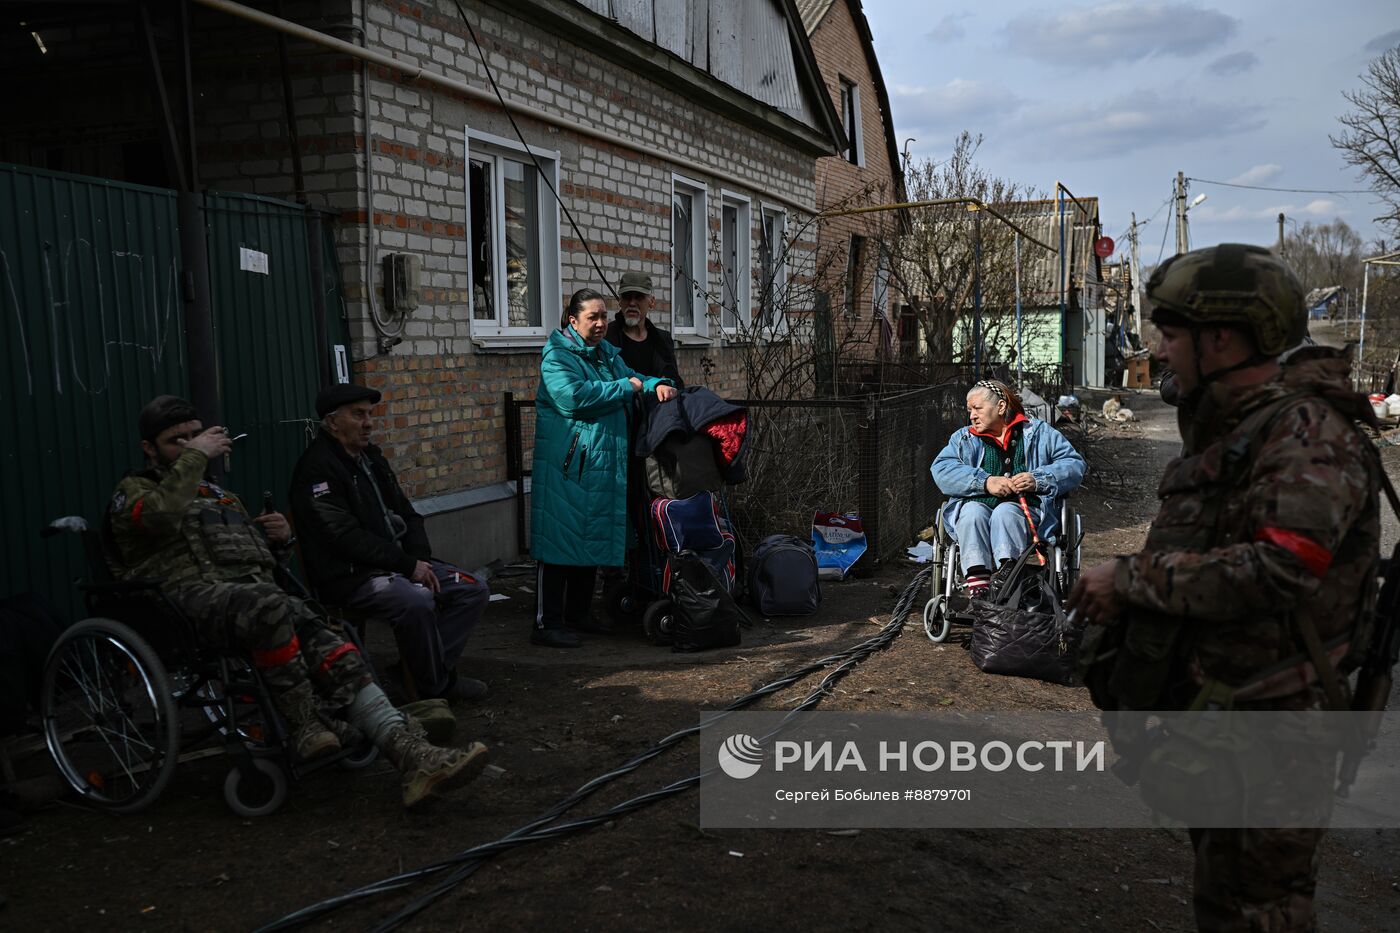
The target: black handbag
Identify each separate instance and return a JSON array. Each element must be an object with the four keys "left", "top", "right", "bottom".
[{"left": 969, "top": 544, "right": 1080, "bottom": 686}]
